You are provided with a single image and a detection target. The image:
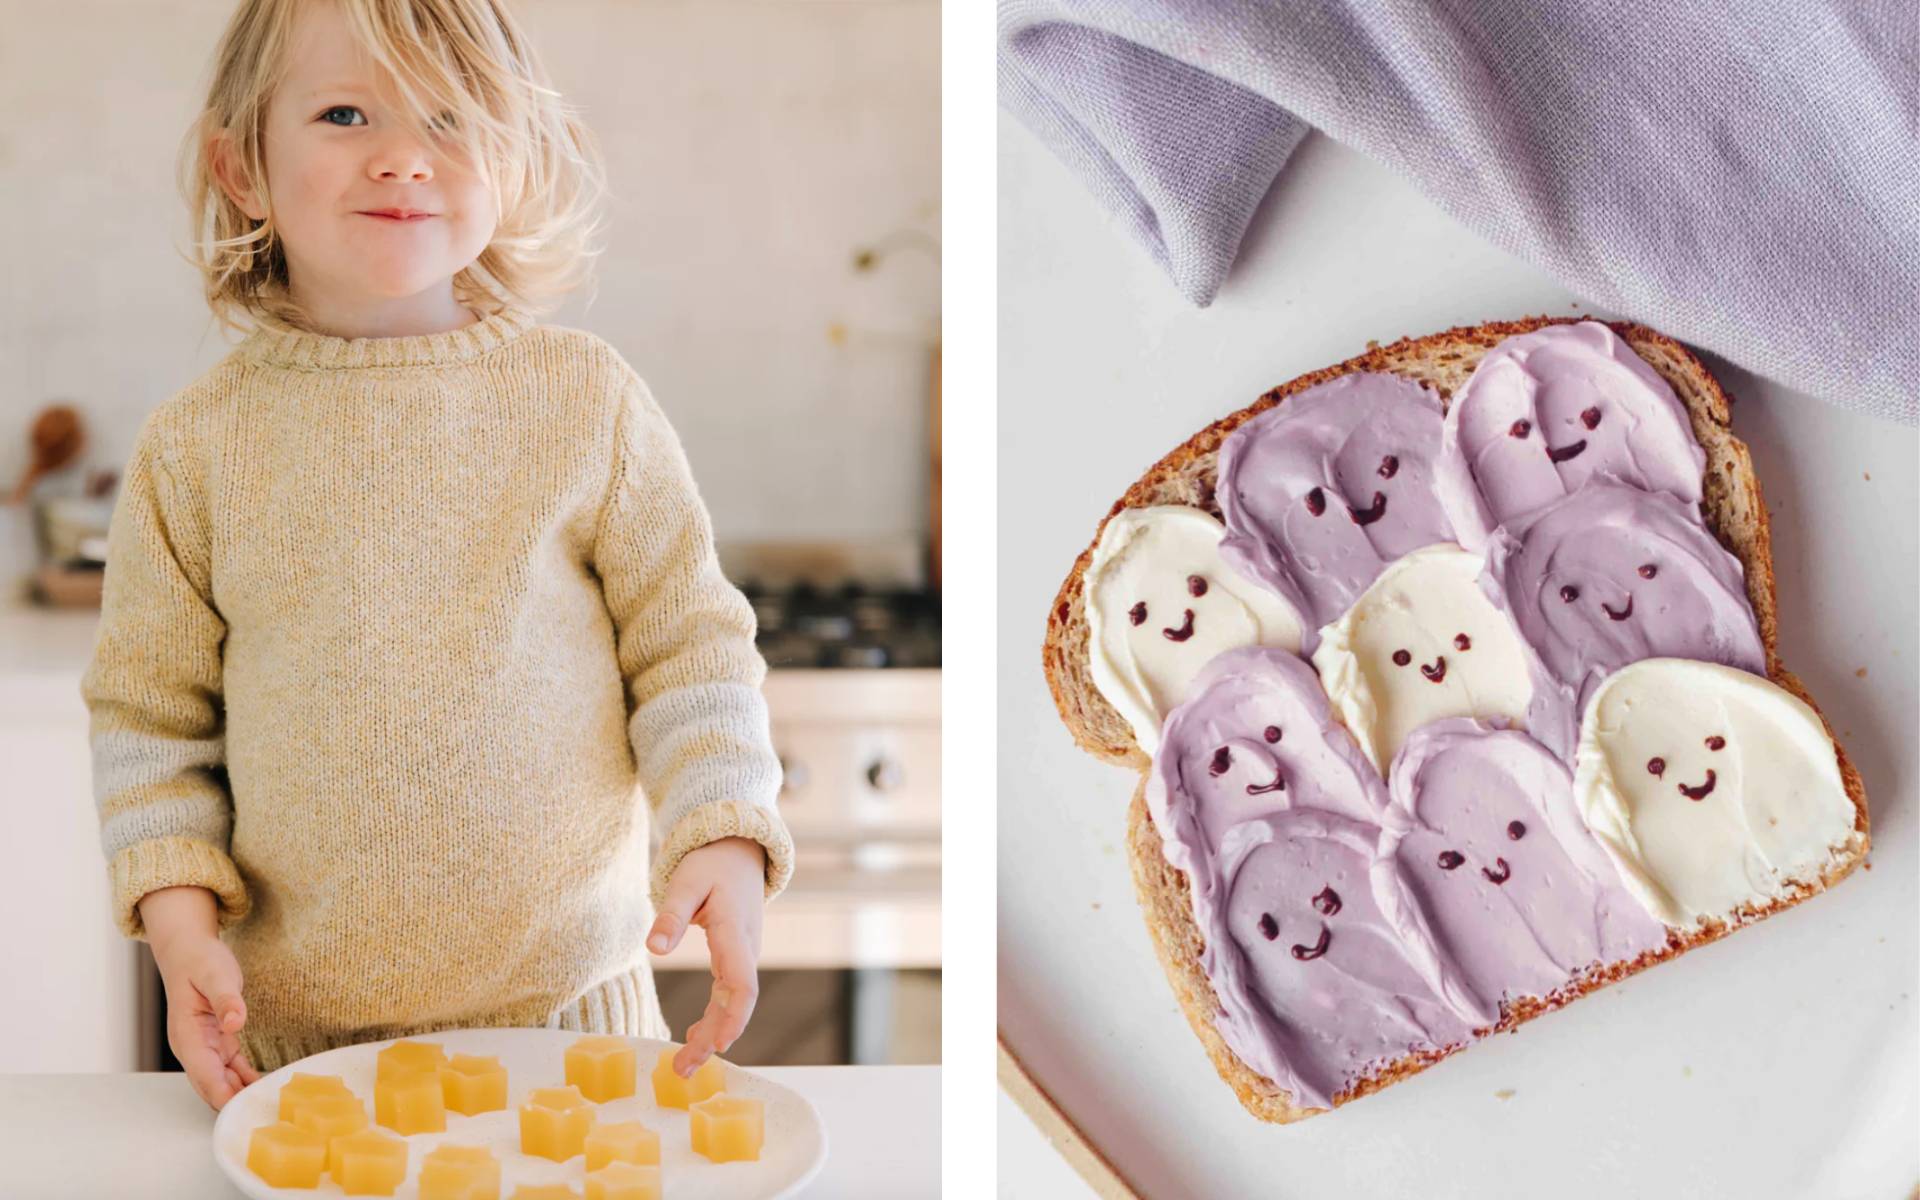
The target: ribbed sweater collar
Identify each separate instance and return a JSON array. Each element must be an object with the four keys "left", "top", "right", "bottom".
[{"left": 237, "top": 303, "right": 540, "bottom": 370}]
